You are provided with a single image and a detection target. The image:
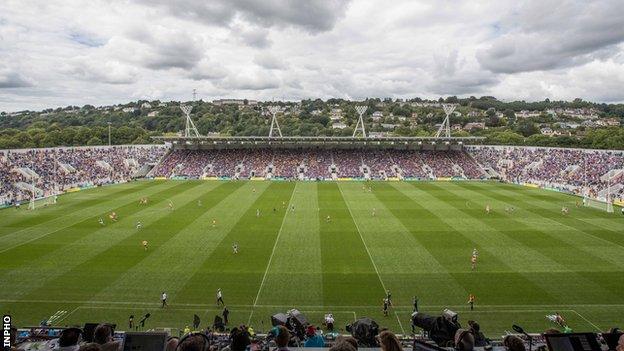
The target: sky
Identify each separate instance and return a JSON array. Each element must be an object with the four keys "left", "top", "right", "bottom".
[{"left": 1, "top": 0, "right": 624, "bottom": 112}]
